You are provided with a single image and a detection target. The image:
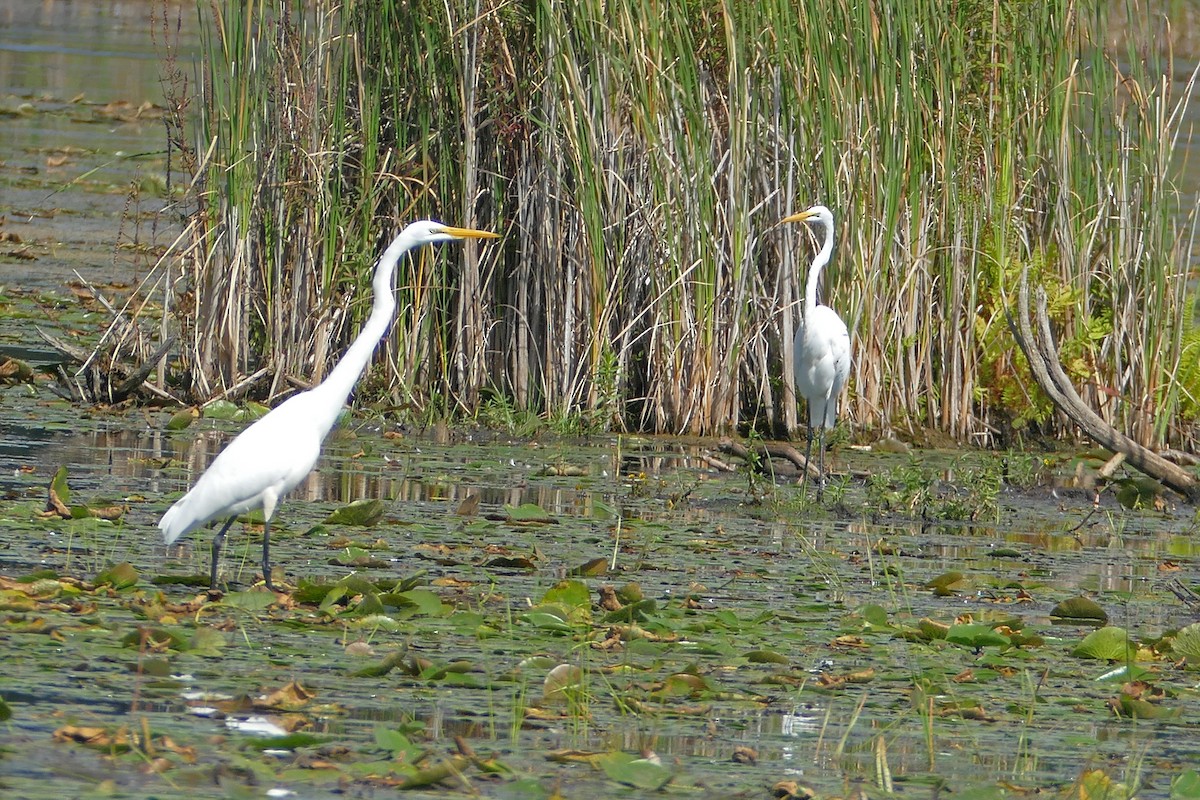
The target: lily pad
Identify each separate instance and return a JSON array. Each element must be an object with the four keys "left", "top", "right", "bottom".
[
  {"left": 201, "top": 399, "right": 241, "bottom": 420},
  {"left": 1072, "top": 626, "right": 1134, "bottom": 661},
  {"left": 1170, "top": 622, "right": 1200, "bottom": 665},
  {"left": 925, "top": 570, "right": 967, "bottom": 596},
  {"left": 597, "top": 751, "right": 673, "bottom": 790},
  {"left": 542, "top": 663, "right": 584, "bottom": 704},
  {"left": 94, "top": 562, "right": 138, "bottom": 590},
  {"left": 222, "top": 590, "right": 278, "bottom": 611},
  {"left": 1050, "top": 596, "right": 1108, "bottom": 623},
  {"left": 542, "top": 579, "right": 590, "bottom": 609},
  {"left": 1172, "top": 769, "right": 1200, "bottom": 799},
  {"left": 504, "top": 502, "right": 555, "bottom": 524},
  {"left": 946, "top": 623, "right": 1010, "bottom": 649},
  {"left": 375, "top": 727, "right": 422, "bottom": 760},
  {"left": 165, "top": 408, "right": 197, "bottom": 430},
  {"left": 325, "top": 498, "right": 385, "bottom": 526},
  {"left": 521, "top": 611, "right": 574, "bottom": 634}
]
